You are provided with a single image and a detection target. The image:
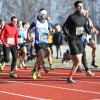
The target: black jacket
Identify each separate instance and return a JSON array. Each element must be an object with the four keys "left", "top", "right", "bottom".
[{"left": 53, "top": 32, "right": 63, "bottom": 45}]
